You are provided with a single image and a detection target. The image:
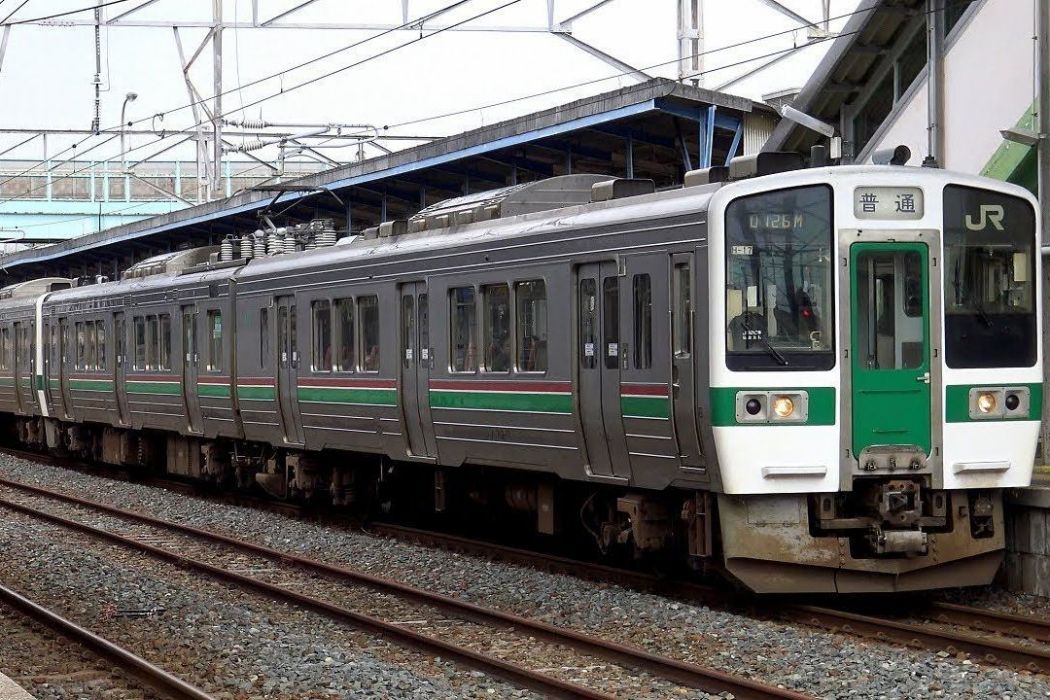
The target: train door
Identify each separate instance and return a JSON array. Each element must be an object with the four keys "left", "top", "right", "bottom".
[
  {"left": 850, "top": 241, "right": 932, "bottom": 458},
  {"left": 670, "top": 253, "right": 704, "bottom": 468},
  {"left": 59, "top": 318, "right": 72, "bottom": 418},
  {"left": 275, "top": 296, "right": 304, "bottom": 445},
  {"left": 399, "top": 282, "right": 436, "bottom": 458},
  {"left": 576, "top": 262, "right": 630, "bottom": 479},
  {"left": 13, "top": 322, "right": 26, "bottom": 413},
  {"left": 113, "top": 312, "right": 130, "bottom": 425},
  {"left": 181, "top": 305, "right": 203, "bottom": 434},
  {"left": 45, "top": 320, "right": 60, "bottom": 416}
]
